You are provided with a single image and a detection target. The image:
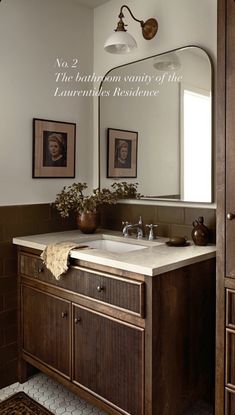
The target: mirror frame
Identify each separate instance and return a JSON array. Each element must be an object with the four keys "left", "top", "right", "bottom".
[{"left": 98, "top": 45, "right": 214, "bottom": 206}]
